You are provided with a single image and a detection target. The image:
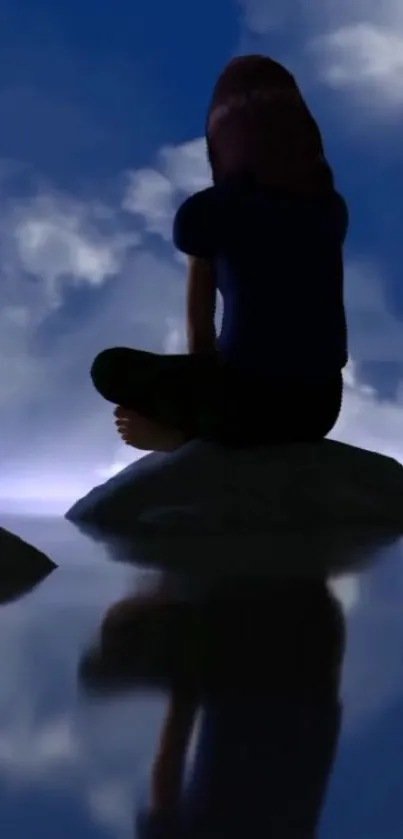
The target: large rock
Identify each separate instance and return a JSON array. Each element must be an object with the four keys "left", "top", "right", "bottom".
[
  {"left": 66, "top": 439, "right": 403, "bottom": 533},
  {"left": 0, "top": 526, "right": 57, "bottom": 603},
  {"left": 65, "top": 440, "right": 403, "bottom": 579}
]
